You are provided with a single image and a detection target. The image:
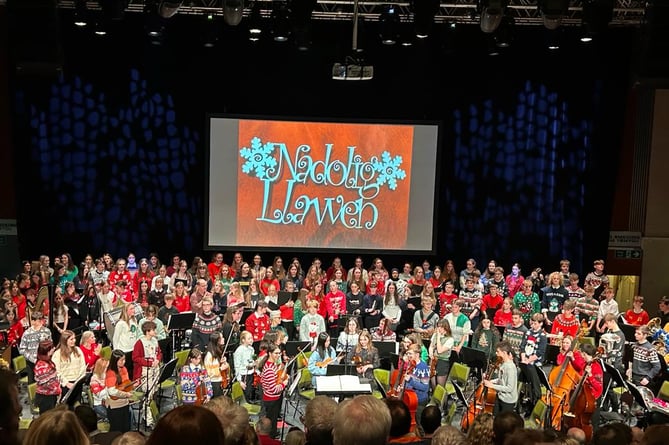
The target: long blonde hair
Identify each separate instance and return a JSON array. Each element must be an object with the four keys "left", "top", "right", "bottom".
[{"left": 56, "top": 330, "right": 80, "bottom": 361}]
